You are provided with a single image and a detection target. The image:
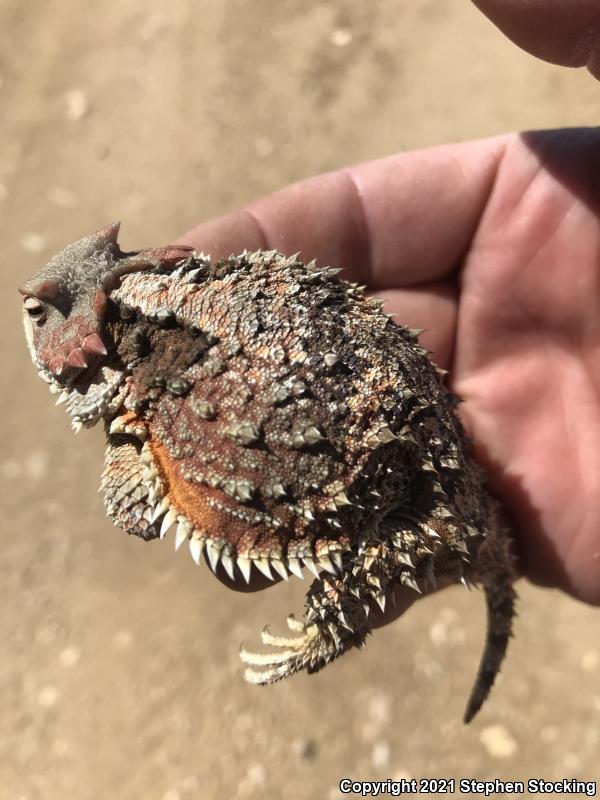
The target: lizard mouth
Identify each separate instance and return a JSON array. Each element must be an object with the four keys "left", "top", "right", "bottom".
[
  {"left": 65, "top": 363, "right": 127, "bottom": 430},
  {"left": 38, "top": 356, "right": 126, "bottom": 431},
  {"left": 44, "top": 354, "right": 102, "bottom": 390},
  {"left": 39, "top": 327, "right": 110, "bottom": 379},
  {"left": 64, "top": 353, "right": 108, "bottom": 390},
  {"left": 37, "top": 346, "right": 108, "bottom": 395}
]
